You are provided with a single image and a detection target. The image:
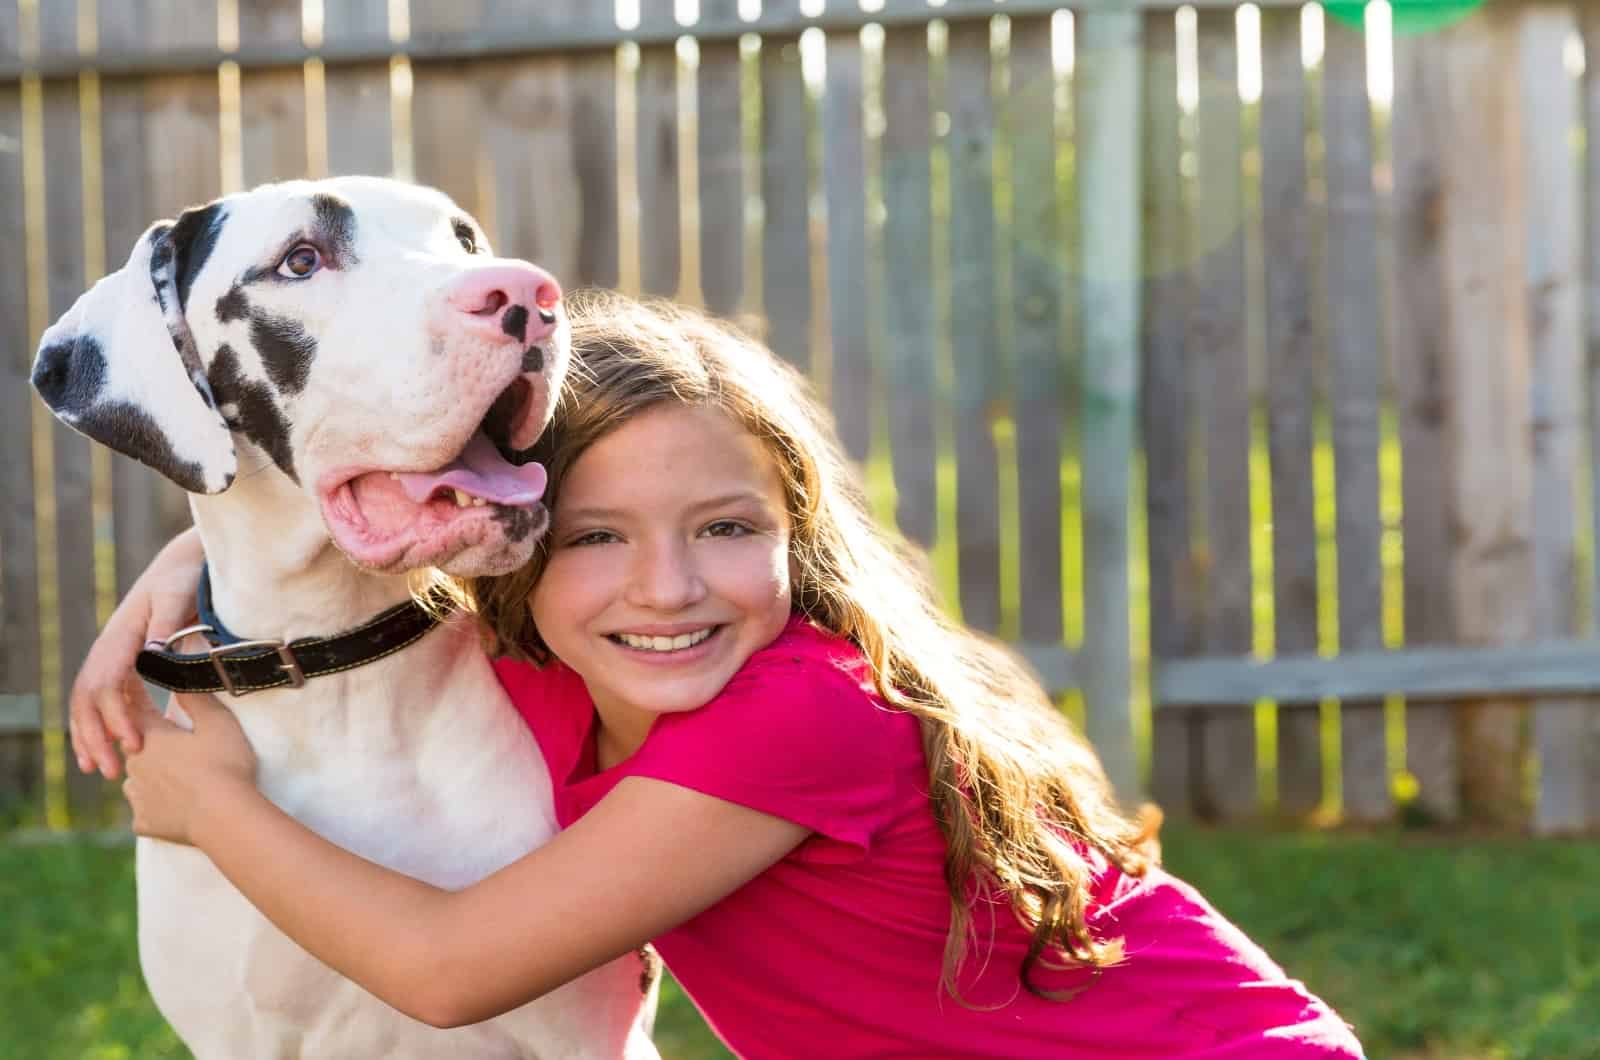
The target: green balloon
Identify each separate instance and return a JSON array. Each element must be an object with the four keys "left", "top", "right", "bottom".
[{"left": 1324, "top": 0, "right": 1486, "bottom": 35}]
